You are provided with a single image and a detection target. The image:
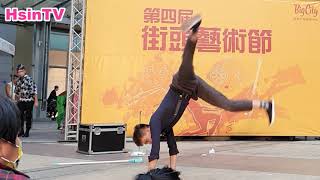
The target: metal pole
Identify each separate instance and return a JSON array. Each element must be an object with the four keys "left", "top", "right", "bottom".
[{"left": 65, "top": 0, "right": 85, "bottom": 141}]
